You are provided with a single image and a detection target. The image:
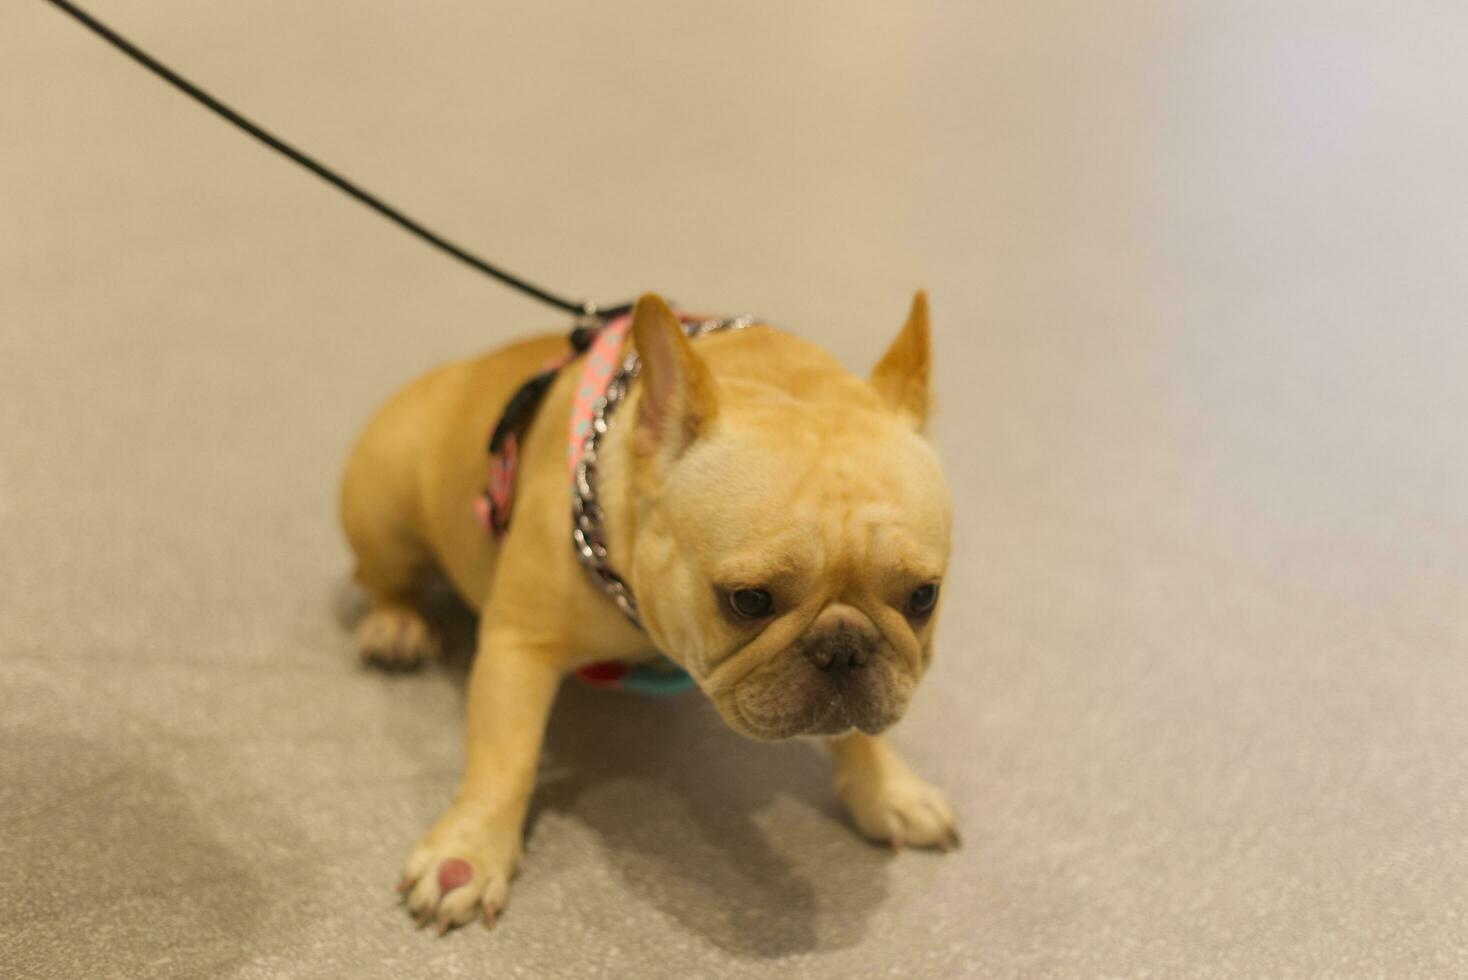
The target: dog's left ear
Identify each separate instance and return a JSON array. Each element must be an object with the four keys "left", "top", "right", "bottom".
[
  {"left": 631, "top": 292, "right": 720, "bottom": 460},
  {"left": 870, "top": 290, "right": 931, "bottom": 429}
]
